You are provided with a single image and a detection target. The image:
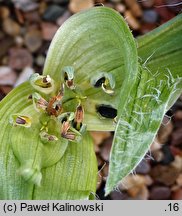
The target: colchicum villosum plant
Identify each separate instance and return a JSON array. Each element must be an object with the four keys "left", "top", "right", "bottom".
[{"left": 0, "top": 7, "right": 181, "bottom": 199}]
